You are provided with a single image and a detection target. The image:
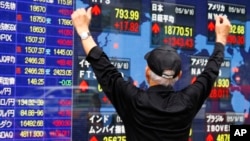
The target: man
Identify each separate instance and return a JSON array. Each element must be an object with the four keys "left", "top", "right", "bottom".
[{"left": 71, "top": 7, "right": 231, "bottom": 141}]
